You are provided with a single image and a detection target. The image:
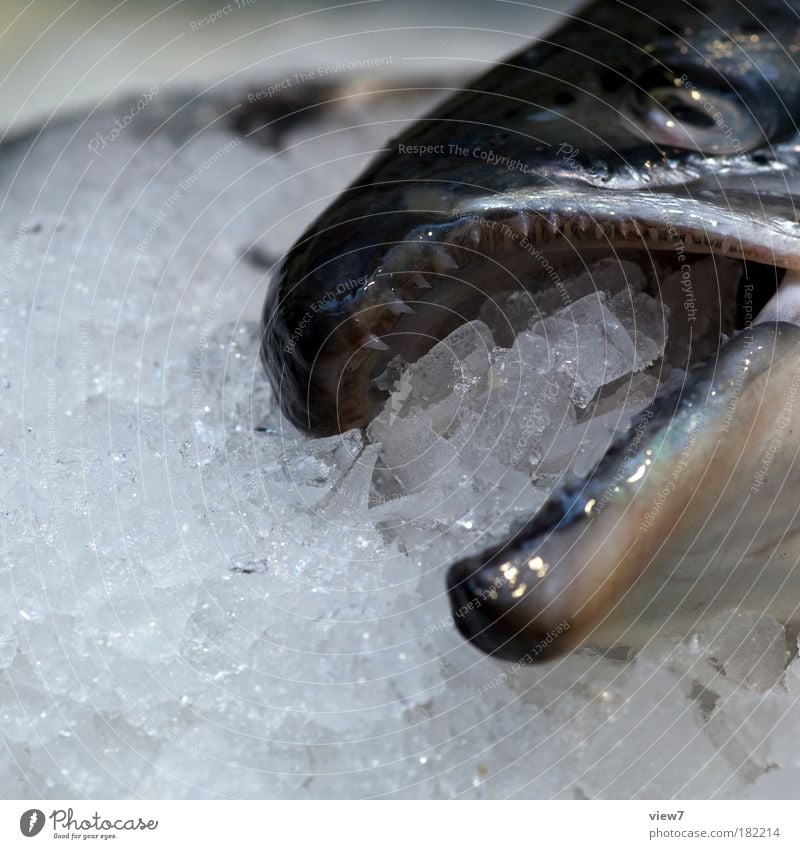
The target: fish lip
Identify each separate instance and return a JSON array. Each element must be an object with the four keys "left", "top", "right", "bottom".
[
  {"left": 446, "top": 558, "right": 572, "bottom": 662},
  {"left": 446, "top": 565, "right": 532, "bottom": 662}
]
